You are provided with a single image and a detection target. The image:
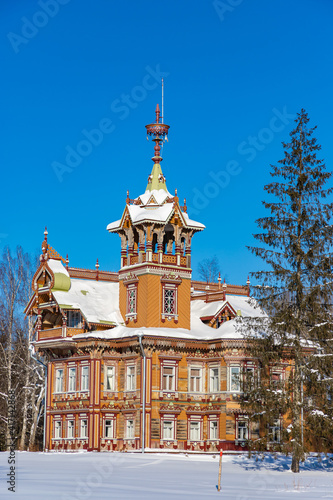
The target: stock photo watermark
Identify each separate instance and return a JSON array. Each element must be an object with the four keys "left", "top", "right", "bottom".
[
  {"left": 7, "top": 0, "right": 72, "bottom": 54},
  {"left": 187, "top": 106, "right": 296, "bottom": 216},
  {"left": 7, "top": 389, "right": 16, "bottom": 493},
  {"left": 213, "top": 0, "right": 245, "bottom": 22},
  {"left": 52, "top": 65, "right": 169, "bottom": 183}
]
